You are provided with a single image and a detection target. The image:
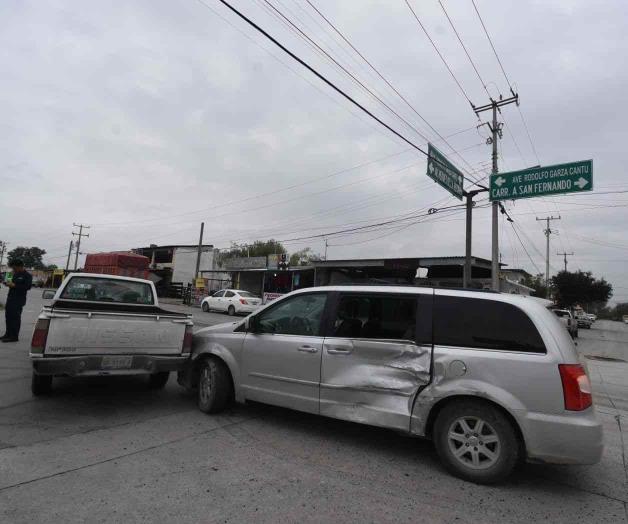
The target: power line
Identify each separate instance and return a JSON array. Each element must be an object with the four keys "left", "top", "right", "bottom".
[
  {"left": 303, "top": 0, "right": 481, "bottom": 180},
  {"left": 468, "top": 0, "right": 541, "bottom": 175},
  {"left": 404, "top": 0, "right": 475, "bottom": 108},
  {"left": 437, "top": 0, "right": 490, "bottom": 98},
  {"left": 502, "top": 120, "right": 528, "bottom": 167},
  {"left": 205, "top": 0, "right": 485, "bottom": 187},
  {"left": 92, "top": 147, "right": 413, "bottom": 226},
  {"left": 517, "top": 106, "right": 540, "bottom": 165},
  {"left": 470, "top": 0, "right": 513, "bottom": 91},
  {"left": 510, "top": 222, "right": 541, "bottom": 274},
  {"left": 261, "top": 0, "right": 434, "bottom": 145}
]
